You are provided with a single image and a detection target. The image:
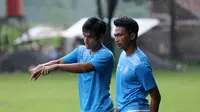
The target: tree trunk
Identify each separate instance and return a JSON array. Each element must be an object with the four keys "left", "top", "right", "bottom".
[
  {"left": 103, "top": 0, "right": 118, "bottom": 52},
  {"left": 169, "top": 0, "right": 177, "bottom": 58},
  {"left": 96, "top": 0, "right": 118, "bottom": 53},
  {"left": 96, "top": 0, "right": 103, "bottom": 19}
]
